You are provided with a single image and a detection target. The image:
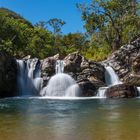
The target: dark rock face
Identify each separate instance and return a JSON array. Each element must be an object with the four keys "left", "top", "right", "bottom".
[
  {"left": 104, "top": 37, "right": 140, "bottom": 85},
  {"left": 78, "top": 79, "right": 97, "bottom": 97},
  {"left": 41, "top": 54, "right": 60, "bottom": 86},
  {"left": 105, "top": 84, "right": 138, "bottom": 98},
  {"left": 64, "top": 52, "right": 82, "bottom": 72},
  {"left": 64, "top": 52, "right": 106, "bottom": 96},
  {"left": 0, "top": 52, "right": 17, "bottom": 97},
  {"left": 64, "top": 52, "right": 105, "bottom": 86}
]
